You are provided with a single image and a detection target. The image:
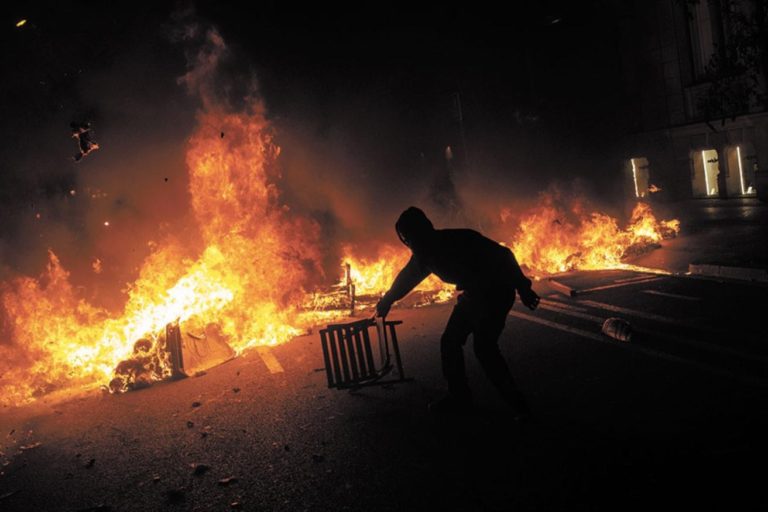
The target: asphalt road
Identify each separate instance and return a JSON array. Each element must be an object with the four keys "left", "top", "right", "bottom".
[
  {"left": 1, "top": 269, "right": 767, "bottom": 511},
  {"left": 633, "top": 197, "right": 768, "bottom": 272}
]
